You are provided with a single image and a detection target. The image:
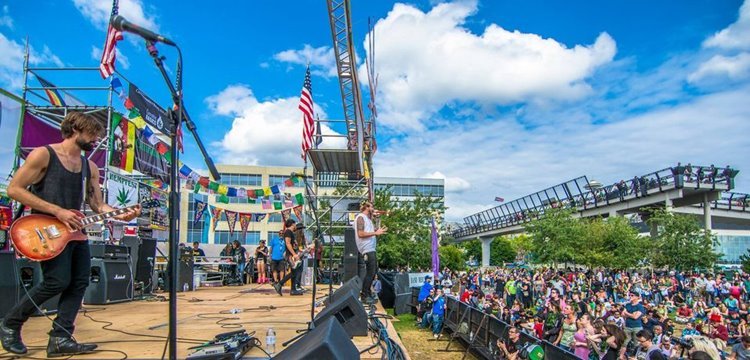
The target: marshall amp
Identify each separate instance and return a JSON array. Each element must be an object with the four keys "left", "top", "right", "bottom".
[{"left": 84, "top": 258, "right": 133, "bottom": 305}]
